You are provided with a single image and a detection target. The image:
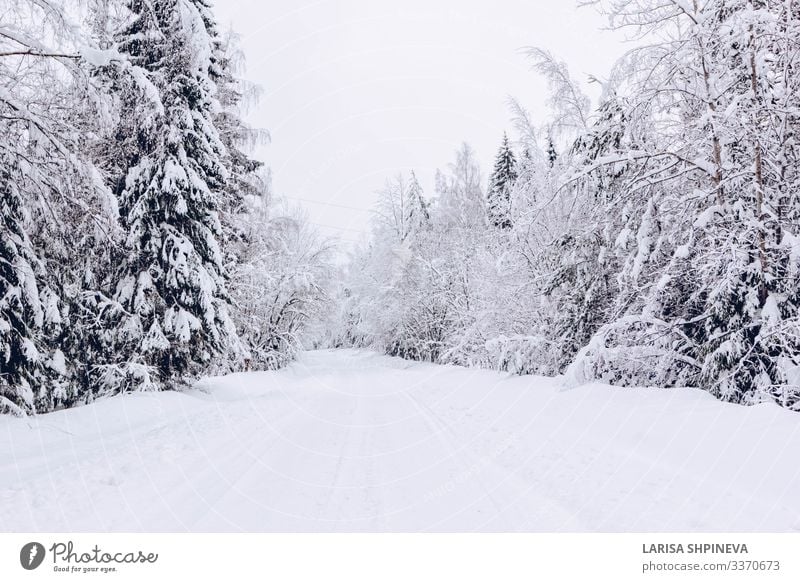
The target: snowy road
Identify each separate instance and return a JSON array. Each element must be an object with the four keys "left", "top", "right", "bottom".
[{"left": 2, "top": 349, "right": 800, "bottom": 531}]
